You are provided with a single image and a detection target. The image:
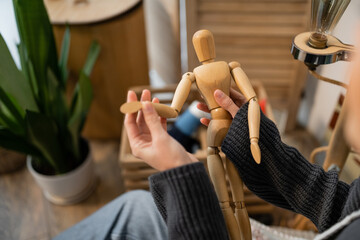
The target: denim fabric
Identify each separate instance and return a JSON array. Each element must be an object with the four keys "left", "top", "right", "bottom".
[{"left": 54, "top": 190, "right": 168, "bottom": 240}]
